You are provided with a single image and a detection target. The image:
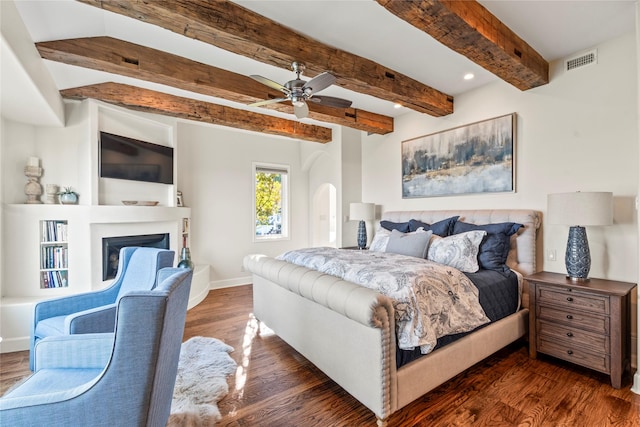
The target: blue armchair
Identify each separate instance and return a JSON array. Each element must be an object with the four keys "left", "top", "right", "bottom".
[
  {"left": 1, "top": 267, "right": 193, "bottom": 427},
  {"left": 30, "top": 247, "right": 174, "bottom": 370}
]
